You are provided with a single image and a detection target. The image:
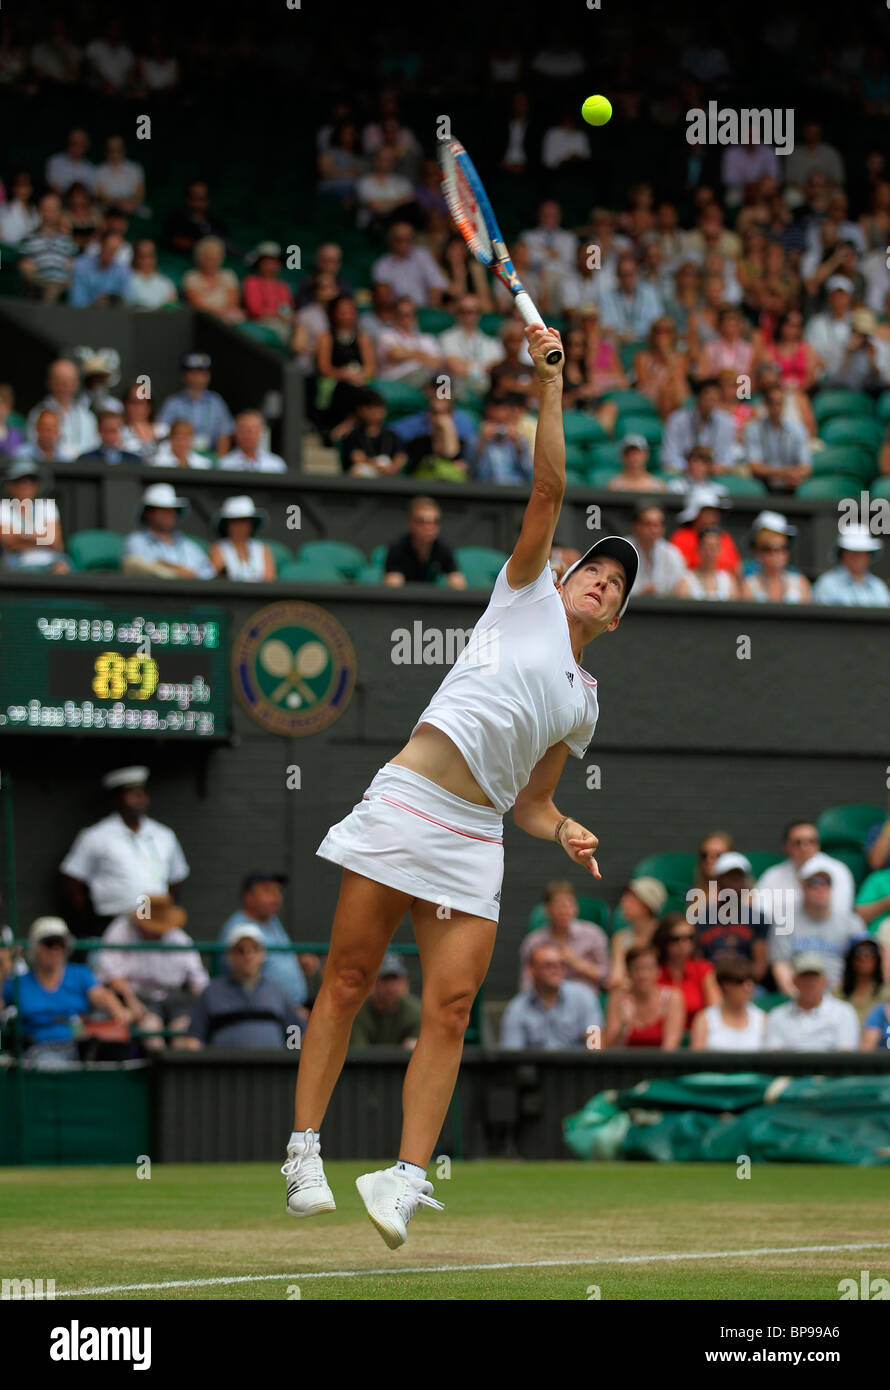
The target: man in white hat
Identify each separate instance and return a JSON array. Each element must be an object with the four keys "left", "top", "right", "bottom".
[
  {"left": 122, "top": 482, "right": 215, "bottom": 579},
  {"left": 804, "top": 275, "right": 853, "bottom": 379},
  {"left": 669, "top": 484, "right": 741, "bottom": 576},
  {"left": 768, "top": 853, "right": 866, "bottom": 996},
  {"left": 764, "top": 953, "right": 860, "bottom": 1051},
  {"left": 182, "top": 922, "right": 298, "bottom": 1050},
  {"left": 811, "top": 525, "right": 889, "bottom": 607},
  {"left": 60, "top": 766, "right": 189, "bottom": 935}
]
